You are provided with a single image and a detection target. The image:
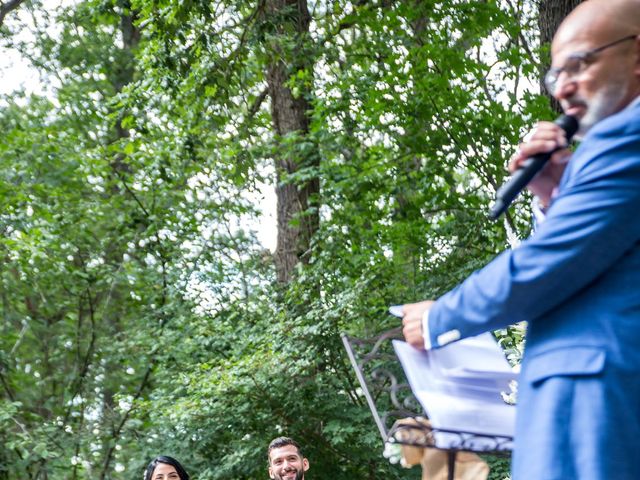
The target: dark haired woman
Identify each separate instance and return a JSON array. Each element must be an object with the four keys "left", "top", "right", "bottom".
[{"left": 143, "top": 455, "right": 189, "bottom": 480}]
